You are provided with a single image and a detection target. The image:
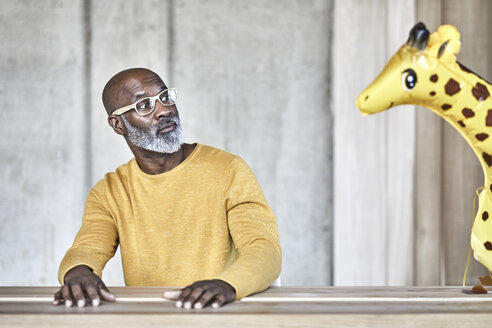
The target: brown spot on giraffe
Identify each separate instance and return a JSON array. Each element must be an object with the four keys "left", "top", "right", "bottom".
[
  {"left": 462, "top": 108, "right": 475, "bottom": 118},
  {"left": 472, "top": 82, "right": 490, "bottom": 101},
  {"left": 476, "top": 133, "right": 489, "bottom": 141},
  {"left": 485, "top": 241, "right": 492, "bottom": 250},
  {"left": 484, "top": 152, "right": 492, "bottom": 167},
  {"left": 430, "top": 91, "right": 436, "bottom": 96},
  {"left": 486, "top": 110, "right": 492, "bottom": 127},
  {"left": 483, "top": 211, "right": 489, "bottom": 221},
  {"left": 430, "top": 74, "right": 438, "bottom": 82},
  {"left": 458, "top": 120, "right": 465, "bottom": 128},
  {"left": 445, "top": 79, "right": 461, "bottom": 96},
  {"left": 441, "top": 104, "right": 452, "bottom": 110}
]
